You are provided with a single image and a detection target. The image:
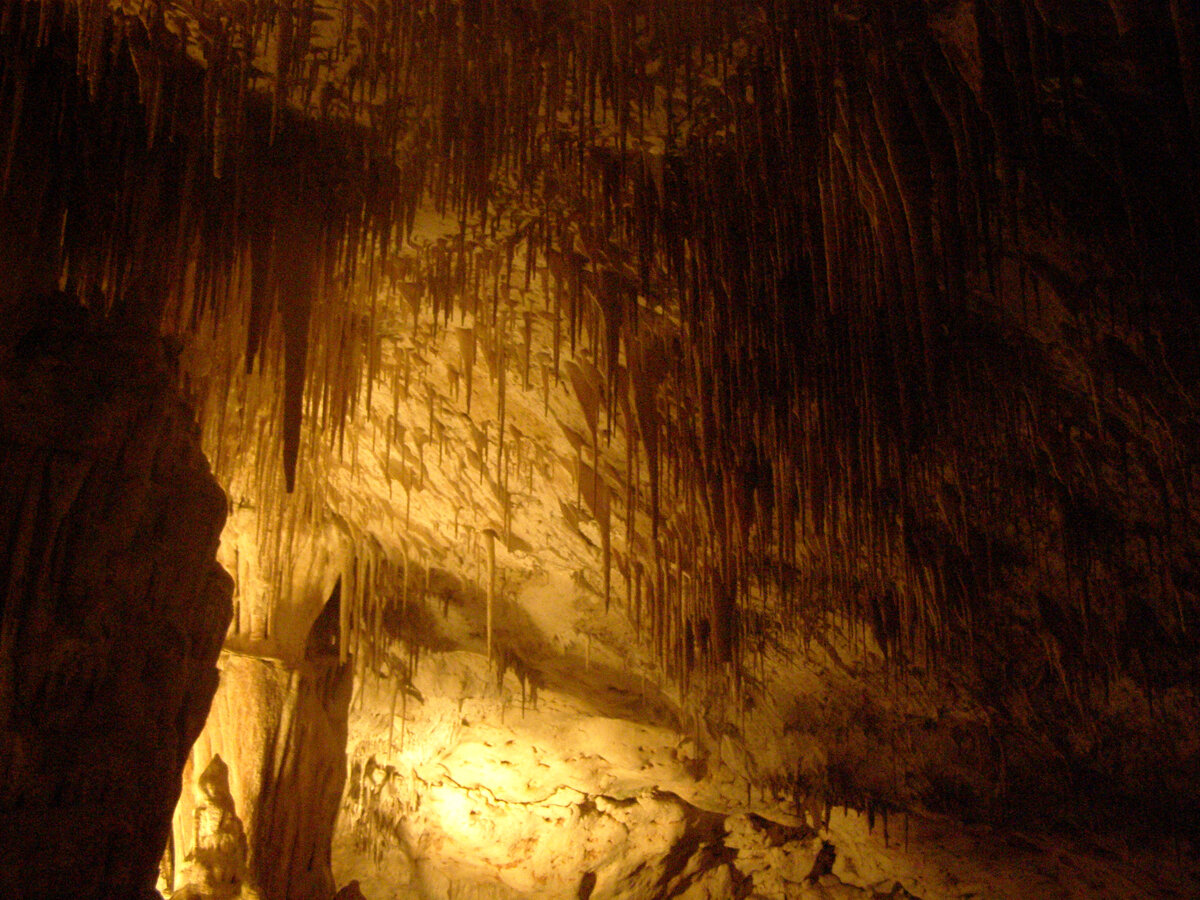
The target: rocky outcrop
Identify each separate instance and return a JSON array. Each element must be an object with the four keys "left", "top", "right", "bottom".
[{"left": 0, "top": 298, "right": 233, "bottom": 899}]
